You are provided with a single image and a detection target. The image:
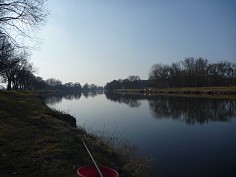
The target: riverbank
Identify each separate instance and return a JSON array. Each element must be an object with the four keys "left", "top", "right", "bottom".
[
  {"left": 0, "top": 91, "right": 152, "bottom": 177},
  {"left": 115, "top": 86, "right": 236, "bottom": 95}
]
